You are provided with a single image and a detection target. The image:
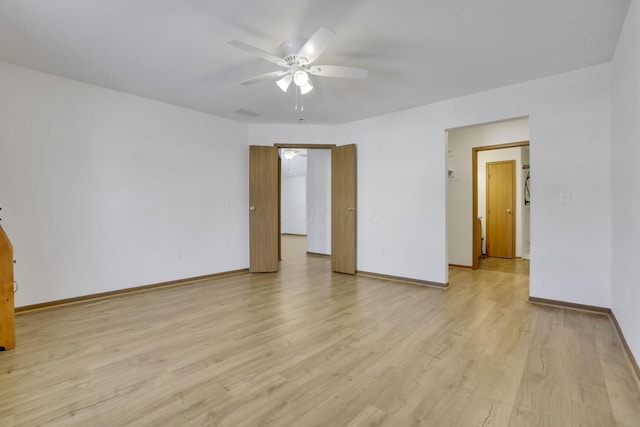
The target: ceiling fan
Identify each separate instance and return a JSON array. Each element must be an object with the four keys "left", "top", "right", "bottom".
[
  {"left": 280, "top": 149, "right": 307, "bottom": 160},
  {"left": 227, "top": 27, "right": 368, "bottom": 95}
]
